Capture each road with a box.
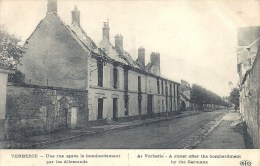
[51,109,228,149]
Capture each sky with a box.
[0,0,260,96]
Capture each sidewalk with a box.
[195,110,247,149]
[0,110,201,149]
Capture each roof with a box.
[99,39,128,64]
[145,62,153,72]
[69,23,113,61]
[25,12,180,85]
[180,84,191,92]
[25,12,92,56]
[99,36,139,67]
[135,59,145,69]
[115,47,139,67]
[70,24,99,53]
[180,92,190,101]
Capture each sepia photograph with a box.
[0,0,260,164]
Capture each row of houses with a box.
[1,0,183,139]
[237,26,260,148]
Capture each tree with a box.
[0,24,25,69]
[229,88,240,108]
[190,84,229,109]
[1,24,26,83]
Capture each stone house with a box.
[4,0,180,138]
[237,26,260,148]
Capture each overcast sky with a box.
[1,0,260,96]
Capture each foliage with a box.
[8,70,25,84]
[190,84,229,107]
[0,24,25,69]
[229,88,240,108]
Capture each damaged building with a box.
[1,0,181,139]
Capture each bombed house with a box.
[1,0,180,139]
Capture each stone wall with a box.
[6,84,88,139]
[240,46,260,148]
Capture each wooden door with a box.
[147,95,153,117]
[113,98,118,121]
[97,98,103,119]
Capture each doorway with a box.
[138,97,142,116]
[97,98,103,119]
[181,101,186,111]
[113,98,118,121]
[70,107,78,129]
[147,94,153,117]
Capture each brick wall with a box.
[6,84,88,139]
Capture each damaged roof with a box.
[180,92,190,101]
[99,39,128,64]
[69,23,111,60]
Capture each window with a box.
[124,95,129,116]
[149,80,151,92]
[175,84,178,97]
[113,67,118,89]
[138,76,141,92]
[165,85,168,96]
[170,84,172,96]
[165,81,167,95]
[97,61,103,87]
[161,80,164,95]
[157,78,160,94]
[174,84,176,98]
[124,68,128,91]
[177,85,179,98]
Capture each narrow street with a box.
[51,109,228,149]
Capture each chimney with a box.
[47,0,57,13]
[71,6,80,26]
[115,34,123,49]
[150,52,160,75]
[102,20,110,41]
[137,47,145,66]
